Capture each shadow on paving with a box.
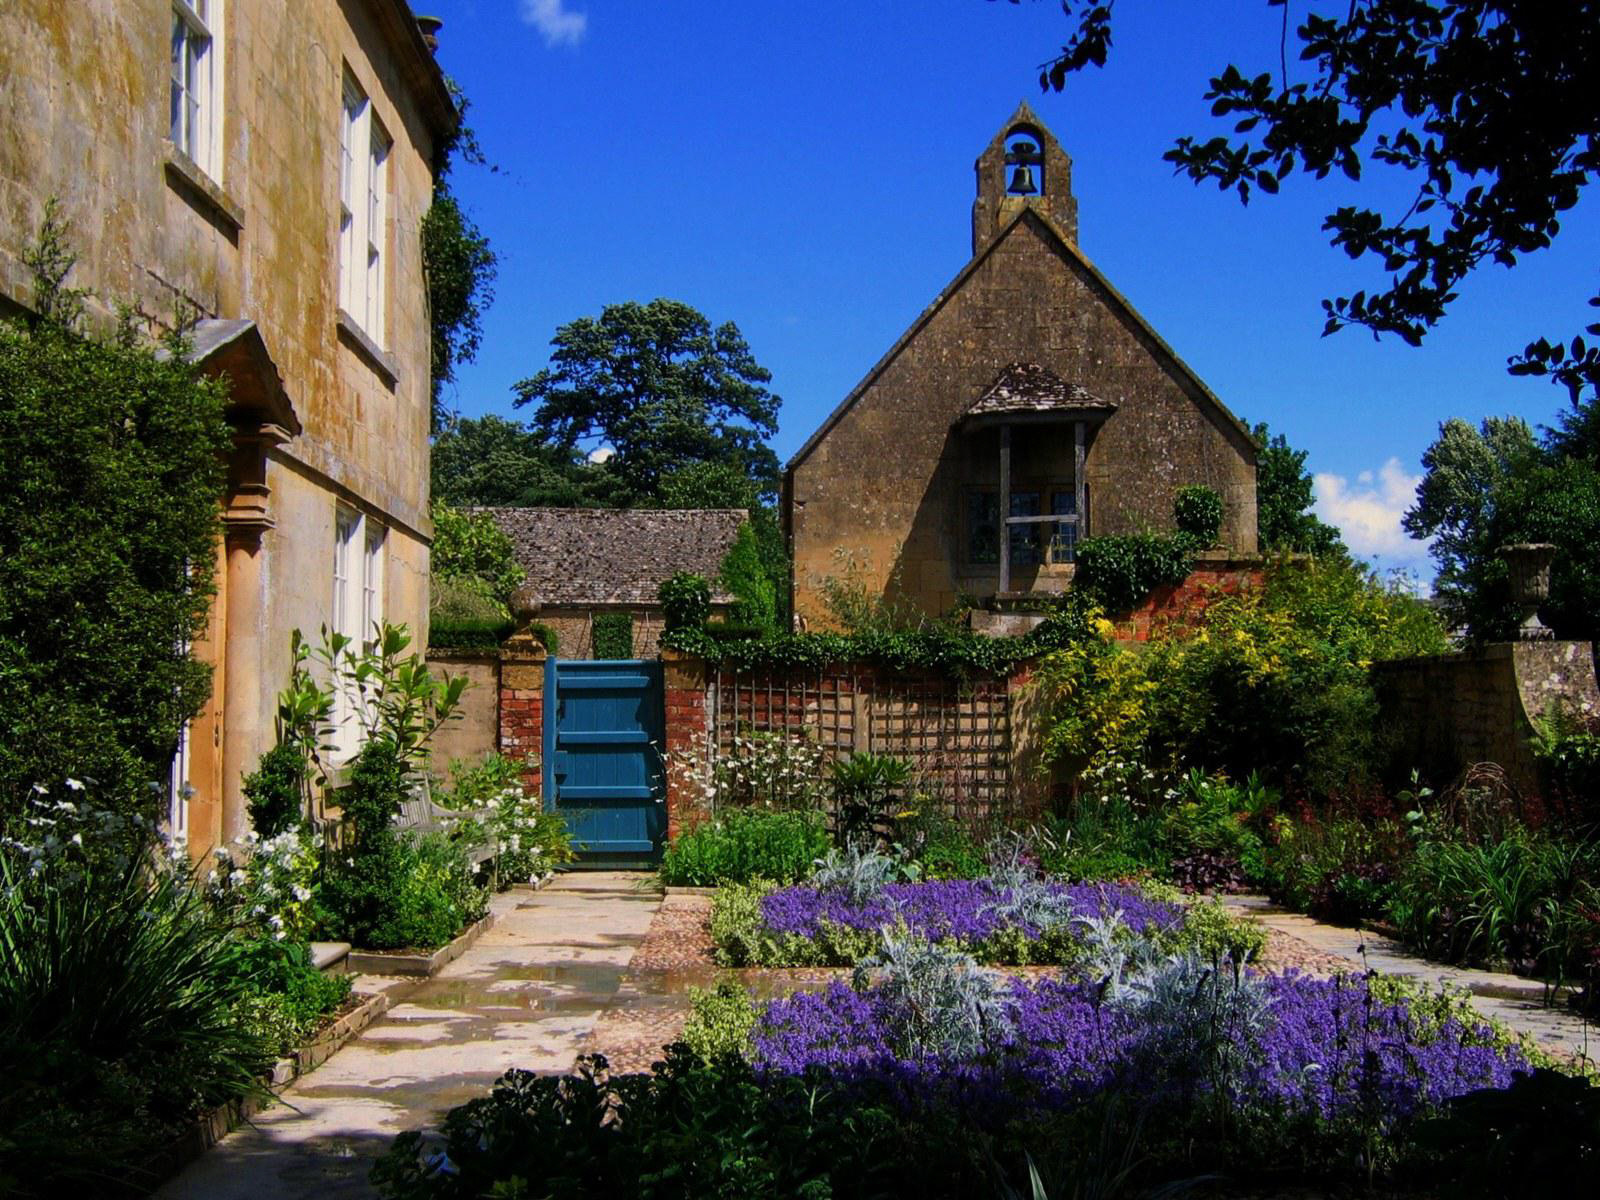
[154,872,660,1200]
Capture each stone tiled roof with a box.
[962,362,1118,420]
[480,507,747,607]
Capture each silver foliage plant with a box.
[812,841,901,904]
[853,929,1014,1060]
[982,832,1077,931]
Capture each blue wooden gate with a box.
[543,657,666,865]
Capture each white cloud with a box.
[1313,457,1425,561]
[520,0,588,47]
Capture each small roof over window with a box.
[958,362,1117,429]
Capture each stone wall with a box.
[1372,640,1600,798]
[0,2,450,847]
[425,651,502,775]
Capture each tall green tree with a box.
[423,82,497,432]
[431,414,609,508]
[1014,0,1600,406]
[657,461,790,632]
[1252,421,1347,556]
[1404,411,1600,640]
[0,210,229,822]
[514,299,782,506]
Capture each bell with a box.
[1007,163,1038,195]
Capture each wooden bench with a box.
[395,775,498,872]
[322,772,498,878]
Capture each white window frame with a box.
[331,506,385,761]
[338,72,390,345]
[167,721,192,840]
[170,1,222,178]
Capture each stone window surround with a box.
[338,69,392,352]
[170,0,222,181]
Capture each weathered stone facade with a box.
[785,105,1258,627]
[0,2,452,848]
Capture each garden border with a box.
[146,987,392,1186]
[345,911,497,978]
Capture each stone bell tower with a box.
[971,101,1078,255]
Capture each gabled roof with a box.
[960,362,1117,423]
[164,318,301,437]
[786,207,1258,472]
[481,507,747,607]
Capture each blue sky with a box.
[423,1,1599,582]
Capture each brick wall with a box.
[1109,558,1265,642]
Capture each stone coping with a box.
[309,940,350,974]
[344,911,496,978]
[663,885,719,896]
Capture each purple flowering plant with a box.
[751,964,1532,1144]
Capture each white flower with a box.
[229,869,248,886]
[31,784,47,795]
[267,914,285,930]
[70,833,83,847]
[64,778,84,792]
[293,884,311,902]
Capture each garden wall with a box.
[1111,556,1264,642]
[425,632,545,796]
[425,650,501,772]
[660,648,1047,839]
[1371,640,1600,798]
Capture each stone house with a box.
[784,105,1259,627]
[485,507,747,658]
[0,2,453,848]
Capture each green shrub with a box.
[681,979,757,1062]
[242,742,308,838]
[319,740,487,950]
[1072,531,1195,613]
[718,520,778,633]
[1173,485,1224,546]
[428,576,516,649]
[430,500,524,605]
[1263,813,1409,924]
[830,751,911,843]
[1532,704,1600,826]
[895,801,987,880]
[1388,826,1599,974]
[441,752,574,885]
[591,611,634,659]
[659,808,830,887]
[229,936,352,1055]
[1171,898,1268,963]
[660,571,712,632]
[0,209,229,825]
[0,850,273,1196]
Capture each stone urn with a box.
[509,584,541,627]
[1499,542,1556,640]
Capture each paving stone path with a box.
[157,872,661,1200]
[1223,894,1598,1062]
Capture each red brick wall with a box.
[663,678,709,841]
[498,685,542,797]
[1110,561,1264,643]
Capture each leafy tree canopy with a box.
[1015,0,1600,406]
[0,207,229,822]
[514,299,782,506]
[1404,409,1600,640]
[431,414,613,508]
[424,81,498,432]
[1251,421,1347,557]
